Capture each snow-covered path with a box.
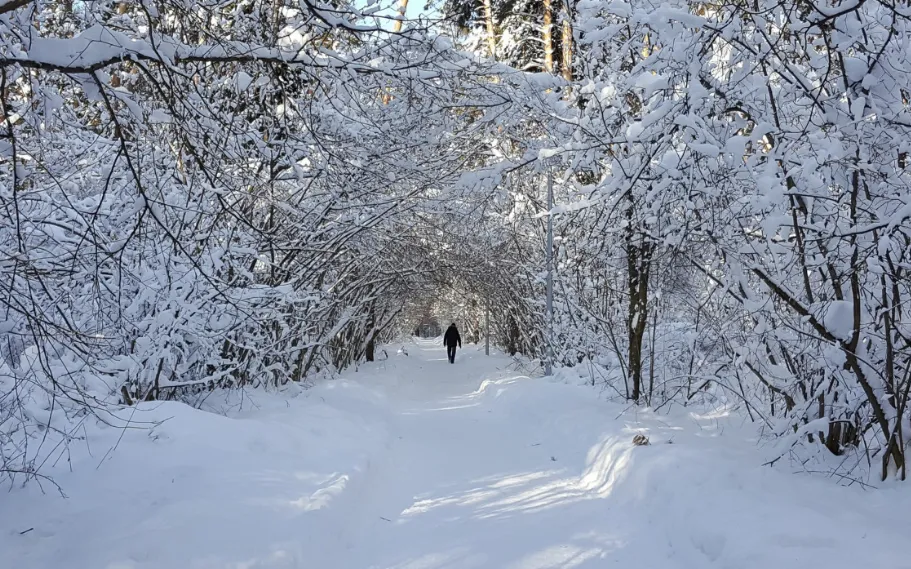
[316,340,907,569]
[3,339,909,569]
[335,341,640,568]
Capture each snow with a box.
[626,121,644,140]
[821,300,856,342]
[689,142,721,157]
[234,71,255,93]
[22,24,169,69]
[1,339,908,569]
[148,109,172,124]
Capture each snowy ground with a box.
[2,338,909,569]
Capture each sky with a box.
[358,0,440,23]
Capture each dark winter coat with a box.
[443,325,462,348]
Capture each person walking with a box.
[443,322,461,364]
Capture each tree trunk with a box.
[560,2,573,80]
[365,304,376,362]
[505,314,520,356]
[271,0,282,43]
[393,0,409,32]
[482,0,497,57]
[625,193,652,403]
[542,0,554,73]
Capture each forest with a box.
[2,0,911,496]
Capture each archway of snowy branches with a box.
[0,2,556,411]
[5,0,911,483]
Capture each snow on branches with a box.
[0,0,511,484]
